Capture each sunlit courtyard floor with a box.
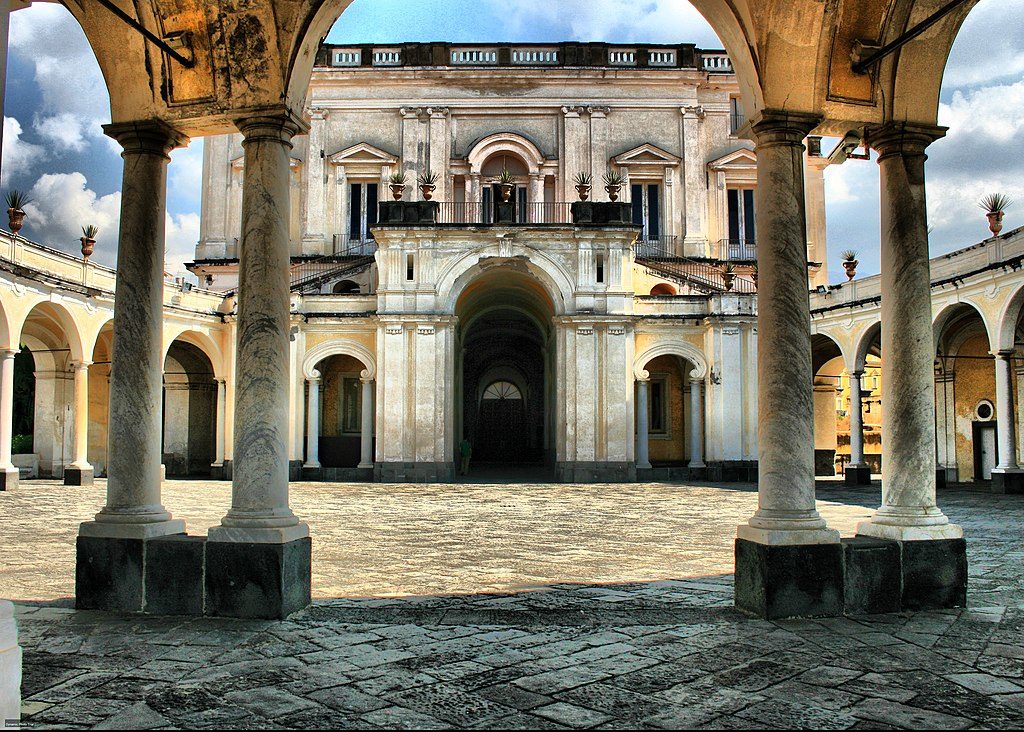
[3,479,1024,729]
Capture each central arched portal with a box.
[455,266,556,476]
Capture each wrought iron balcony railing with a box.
[718,238,757,262]
[635,236,756,294]
[435,201,573,225]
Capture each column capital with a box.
[635,369,650,382]
[306,370,321,383]
[103,119,189,159]
[688,372,704,384]
[680,104,705,120]
[0,349,17,360]
[865,122,946,160]
[745,110,822,148]
[234,109,309,148]
[71,360,92,370]
[992,349,1016,359]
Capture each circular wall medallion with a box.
[976,400,994,421]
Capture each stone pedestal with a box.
[0,466,17,491]
[205,537,311,619]
[992,469,1024,494]
[734,539,844,619]
[845,466,872,486]
[842,537,900,615]
[0,600,20,724]
[145,535,206,616]
[901,538,967,610]
[63,466,94,486]
[76,535,146,611]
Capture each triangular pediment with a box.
[231,154,302,170]
[708,147,757,171]
[328,142,399,166]
[612,143,680,166]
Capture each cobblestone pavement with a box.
[4,480,1024,729]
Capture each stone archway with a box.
[455,266,556,475]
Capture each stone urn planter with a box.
[5,190,30,234]
[80,225,98,261]
[841,250,858,281]
[498,182,514,203]
[722,265,735,292]
[573,172,593,202]
[987,211,1004,236]
[388,171,408,201]
[603,171,624,202]
[418,171,438,201]
[980,193,1012,236]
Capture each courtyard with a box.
[3,479,1024,728]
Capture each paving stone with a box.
[7,480,1024,729]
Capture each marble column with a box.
[737,112,838,546]
[304,373,321,470]
[64,361,93,485]
[681,105,706,254]
[212,379,226,472]
[358,376,374,469]
[467,174,481,223]
[991,351,1024,492]
[848,372,866,467]
[858,123,961,540]
[636,376,651,470]
[0,349,18,490]
[209,113,309,545]
[688,374,705,469]
[82,121,187,538]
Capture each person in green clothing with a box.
[459,438,473,475]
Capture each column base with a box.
[856,518,964,542]
[301,465,322,481]
[899,537,968,610]
[210,460,232,481]
[64,466,94,486]
[144,535,206,615]
[205,537,311,619]
[0,466,18,491]
[992,469,1024,494]
[705,461,757,483]
[74,534,161,612]
[844,466,872,486]
[734,539,844,619]
[288,460,303,481]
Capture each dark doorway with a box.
[461,310,546,466]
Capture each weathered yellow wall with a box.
[645,355,686,462]
[954,334,995,481]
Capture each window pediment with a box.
[612,143,680,168]
[327,142,400,167]
[708,147,757,173]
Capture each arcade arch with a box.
[455,267,555,472]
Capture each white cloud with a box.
[494,0,721,46]
[1,117,46,187]
[940,0,1024,90]
[165,212,201,280]
[938,80,1024,143]
[32,113,102,153]
[21,172,121,260]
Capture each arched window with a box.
[650,283,677,296]
[333,279,360,294]
[482,381,522,400]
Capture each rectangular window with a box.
[341,377,361,434]
[630,184,661,243]
[406,253,415,281]
[517,186,528,223]
[347,182,380,245]
[743,189,755,243]
[726,187,756,257]
[649,377,667,434]
[596,253,604,284]
[730,97,745,135]
[482,186,493,224]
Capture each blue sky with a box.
[2,0,1022,282]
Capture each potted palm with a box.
[80,225,99,261]
[6,190,31,234]
[603,170,624,201]
[721,262,735,291]
[841,249,859,281]
[388,170,408,200]
[498,168,515,203]
[573,172,592,201]
[418,170,439,200]
[980,193,1012,236]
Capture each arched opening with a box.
[650,283,677,296]
[162,341,217,477]
[934,303,998,484]
[455,267,555,475]
[15,302,82,479]
[636,354,702,468]
[309,353,372,469]
[332,279,361,294]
